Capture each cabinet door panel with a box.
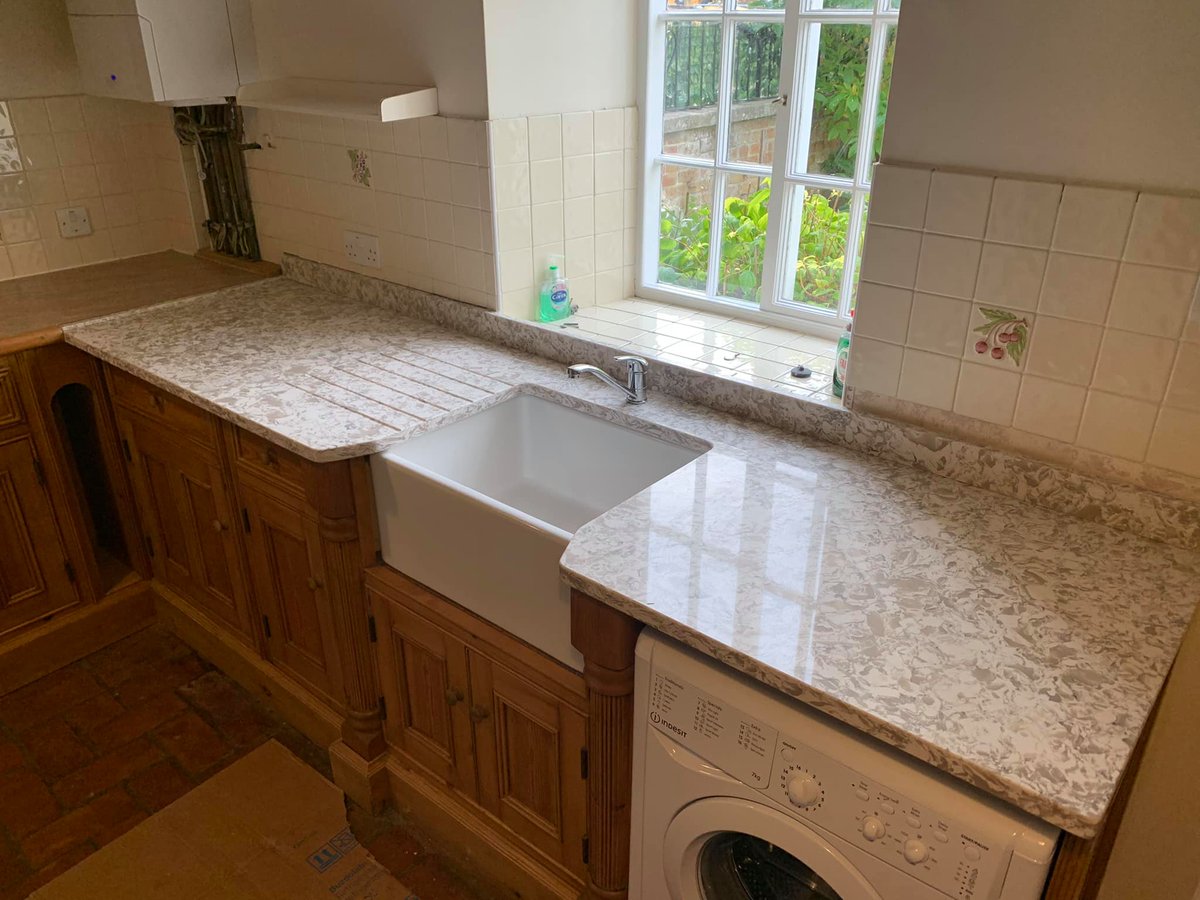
[470,650,588,877]
[372,591,475,795]
[119,413,251,640]
[0,436,79,635]
[243,487,342,707]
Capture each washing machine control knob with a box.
[785,775,821,807]
[903,838,929,864]
[860,816,886,841]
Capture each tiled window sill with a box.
[537,298,842,407]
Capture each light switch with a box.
[56,206,92,238]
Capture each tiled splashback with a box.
[849,163,1200,485]
[243,110,498,309]
[0,95,203,281]
[490,107,639,318]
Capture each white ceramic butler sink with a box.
[371,389,709,669]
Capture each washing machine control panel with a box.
[647,671,1010,899]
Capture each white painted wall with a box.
[483,0,638,119]
[249,0,489,118]
[0,0,80,97]
[883,0,1200,193]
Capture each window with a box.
[641,0,899,334]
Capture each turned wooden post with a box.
[571,589,644,900]
[310,460,386,761]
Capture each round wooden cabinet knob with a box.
[306,577,322,591]
[445,688,464,706]
[260,448,278,468]
[211,519,226,532]
[469,704,491,723]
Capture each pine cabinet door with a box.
[371,590,476,796]
[119,413,250,639]
[468,649,588,879]
[0,434,79,636]
[241,486,344,707]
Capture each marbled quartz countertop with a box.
[64,277,1200,837]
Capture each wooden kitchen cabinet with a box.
[116,409,253,642]
[0,433,80,637]
[367,567,589,888]
[240,485,344,708]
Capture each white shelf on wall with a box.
[236,77,438,122]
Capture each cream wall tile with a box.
[924,171,992,238]
[62,164,100,199]
[44,96,84,133]
[1108,264,1198,338]
[974,244,1045,312]
[0,207,40,243]
[986,178,1062,247]
[624,107,637,150]
[594,191,622,233]
[396,156,424,198]
[954,362,1019,425]
[854,282,912,343]
[1147,408,1200,478]
[418,117,449,160]
[53,131,93,167]
[847,337,903,395]
[19,133,58,169]
[594,109,623,153]
[595,230,622,272]
[367,120,394,154]
[1052,185,1135,258]
[566,235,595,276]
[907,293,971,355]
[1165,341,1200,412]
[1077,391,1157,460]
[392,119,421,156]
[867,164,929,229]
[859,224,921,288]
[1038,252,1117,323]
[572,273,596,306]
[425,201,454,244]
[399,197,427,238]
[9,99,50,134]
[8,240,48,276]
[497,207,532,251]
[1013,377,1086,443]
[595,151,623,194]
[563,154,595,199]
[525,115,562,162]
[452,206,483,251]
[1091,330,1175,402]
[493,163,530,210]
[916,234,981,299]
[0,248,10,279]
[532,201,565,244]
[446,119,480,165]
[564,196,594,239]
[530,158,563,204]
[562,112,594,157]
[596,268,623,304]
[490,118,528,165]
[1024,316,1103,385]
[897,349,959,410]
[450,163,479,208]
[1124,193,1200,270]
[422,159,452,203]
[27,169,66,204]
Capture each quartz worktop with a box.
[0,251,268,355]
[63,275,1200,838]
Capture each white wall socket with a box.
[343,230,381,268]
[56,207,92,238]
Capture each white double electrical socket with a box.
[55,207,92,238]
[343,230,381,268]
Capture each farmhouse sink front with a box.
[370,389,710,669]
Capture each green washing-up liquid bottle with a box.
[538,265,571,322]
[833,311,853,398]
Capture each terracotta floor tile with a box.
[178,671,276,748]
[0,667,103,733]
[1,840,94,900]
[125,759,193,813]
[365,829,425,876]
[154,712,231,776]
[0,832,31,890]
[59,692,124,738]
[21,720,95,781]
[0,739,24,774]
[21,787,140,868]
[89,690,186,754]
[52,736,162,809]
[0,767,61,838]
[400,856,486,900]
[110,656,208,706]
[85,625,192,688]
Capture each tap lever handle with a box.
[615,355,648,372]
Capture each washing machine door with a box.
[663,797,884,900]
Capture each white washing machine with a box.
[630,631,1061,900]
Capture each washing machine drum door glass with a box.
[699,832,841,899]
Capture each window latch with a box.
[773,93,789,107]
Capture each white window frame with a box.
[639,0,899,339]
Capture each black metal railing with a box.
[664,22,781,111]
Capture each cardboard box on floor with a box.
[34,741,413,900]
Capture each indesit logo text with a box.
[651,710,688,739]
